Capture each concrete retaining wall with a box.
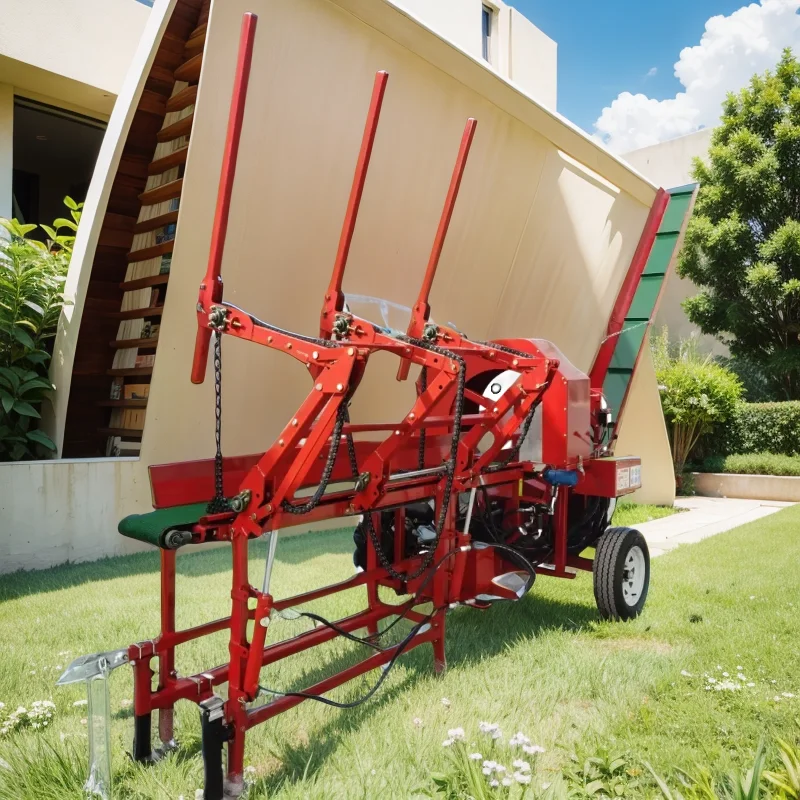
[693,472,800,503]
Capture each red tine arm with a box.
[319,71,389,338]
[397,117,477,380]
[191,12,258,385]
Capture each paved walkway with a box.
[637,496,794,557]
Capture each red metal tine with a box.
[191,12,259,384]
[319,71,389,338]
[397,117,477,380]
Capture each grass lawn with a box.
[0,505,798,799]
[612,502,681,528]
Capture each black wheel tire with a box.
[593,526,650,621]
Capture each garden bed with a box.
[694,471,800,502]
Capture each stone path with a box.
[636,496,794,557]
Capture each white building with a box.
[0,0,555,226]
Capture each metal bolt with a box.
[493,407,499,414]
[408,412,416,421]
[279,439,284,447]
[196,302,204,312]
[267,336,273,344]
[312,351,319,359]
[292,419,298,427]
[512,359,519,367]
[315,383,322,391]
[286,342,292,350]
[251,513,257,521]
[348,347,354,356]
[395,430,401,435]
[336,383,343,391]
[265,504,272,513]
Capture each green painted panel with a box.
[660,190,694,232]
[642,232,679,274]
[604,370,630,416]
[609,322,647,370]
[627,275,665,319]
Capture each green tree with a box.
[679,48,800,399]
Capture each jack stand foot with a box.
[200,696,227,800]
[132,713,152,763]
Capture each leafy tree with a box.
[679,48,800,399]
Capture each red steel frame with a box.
[128,13,649,796]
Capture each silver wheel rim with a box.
[621,545,646,605]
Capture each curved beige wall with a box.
[141,0,660,476]
[8,0,674,577]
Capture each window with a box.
[482,4,494,63]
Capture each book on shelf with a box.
[122,408,146,431]
[109,379,123,400]
[124,384,150,401]
[135,354,156,369]
[154,223,177,245]
[158,254,172,275]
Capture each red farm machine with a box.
[58,13,680,800]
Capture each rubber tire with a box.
[593,526,650,621]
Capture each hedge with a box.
[717,401,800,457]
[703,452,800,477]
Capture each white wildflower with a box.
[482,760,497,770]
[737,666,743,670]
[722,672,729,677]
[680,670,692,678]
[774,696,782,702]
[772,680,778,684]
[509,731,531,747]
[469,753,483,761]
[707,677,717,684]
[121,699,132,708]
[747,682,755,687]
[447,727,465,742]
[482,767,492,776]
[782,692,795,698]
[523,744,545,755]
[502,777,512,786]
[495,765,507,774]
[441,697,451,707]
[512,759,531,772]
[442,738,454,747]
[244,766,256,776]
[489,779,499,787]
[514,771,532,784]
[73,699,88,707]
[195,791,204,800]
[750,596,756,600]
[542,782,552,790]
[737,674,746,681]
[81,718,87,725]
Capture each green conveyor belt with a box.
[118,502,209,548]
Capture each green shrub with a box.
[702,452,800,477]
[0,198,81,461]
[720,401,800,456]
[652,328,743,476]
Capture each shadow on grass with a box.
[0,528,356,603]
[244,592,596,795]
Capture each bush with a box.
[651,328,743,476]
[719,401,800,457]
[702,452,800,477]
[0,198,82,461]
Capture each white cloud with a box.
[594,0,800,153]
[645,67,658,78]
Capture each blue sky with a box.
[504,0,799,150]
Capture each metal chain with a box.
[206,331,231,514]
[417,367,427,470]
[280,402,350,515]
[363,336,466,583]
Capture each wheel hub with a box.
[621,545,646,605]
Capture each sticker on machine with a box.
[616,466,630,491]
[629,464,642,488]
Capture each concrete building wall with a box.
[0,0,151,116]
[399,0,557,108]
[624,129,726,355]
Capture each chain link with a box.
[363,335,466,583]
[206,331,232,514]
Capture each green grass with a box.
[1,507,799,799]
[703,452,800,477]
[611,502,681,528]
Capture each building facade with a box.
[624,129,725,355]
